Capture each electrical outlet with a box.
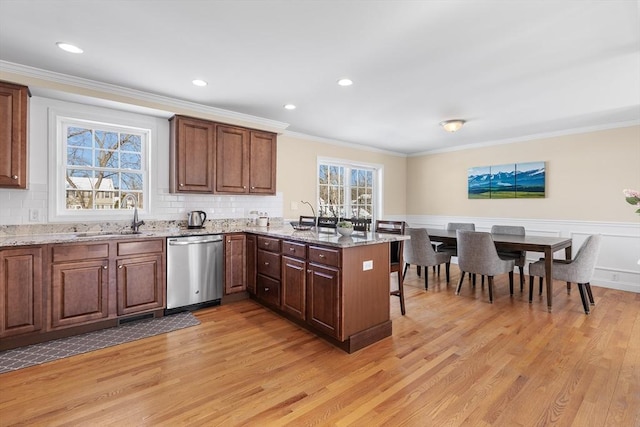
[363,260,373,271]
[29,208,39,222]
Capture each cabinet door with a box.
[170,116,215,193]
[246,234,257,295]
[0,247,43,338]
[51,260,110,328]
[225,233,247,294]
[216,124,249,193]
[281,256,306,320]
[0,82,28,188]
[256,273,281,307]
[117,254,164,315]
[248,131,276,194]
[307,263,341,339]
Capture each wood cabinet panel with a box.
[307,262,341,339]
[215,124,249,193]
[0,81,28,189]
[52,243,109,263]
[256,273,280,307]
[117,239,163,256]
[248,131,277,194]
[257,236,281,253]
[282,241,306,259]
[246,234,257,295]
[51,259,110,329]
[257,249,281,280]
[281,256,306,320]
[225,233,247,294]
[116,254,164,315]
[0,247,43,338]
[170,115,215,193]
[308,246,340,268]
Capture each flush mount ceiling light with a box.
[192,79,208,87]
[56,42,83,54]
[337,78,353,86]
[283,104,297,110]
[440,119,466,133]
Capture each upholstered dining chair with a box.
[455,230,515,303]
[528,234,601,314]
[437,222,476,257]
[491,225,526,291]
[403,228,451,290]
[375,220,407,315]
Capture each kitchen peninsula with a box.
[244,226,409,353]
[0,223,408,353]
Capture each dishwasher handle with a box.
[168,237,223,246]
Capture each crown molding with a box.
[0,60,290,131]
[283,130,407,157]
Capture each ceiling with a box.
[0,0,638,155]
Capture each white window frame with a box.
[316,156,383,222]
[48,106,154,222]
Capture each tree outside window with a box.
[318,162,376,220]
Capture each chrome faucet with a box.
[123,194,144,232]
[300,200,317,229]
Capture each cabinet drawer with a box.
[257,249,281,279]
[257,274,281,307]
[308,245,340,268]
[117,239,164,256]
[257,236,281,253]
[282,241,306,259]
[52,243,109,263]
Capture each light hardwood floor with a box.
[1,267,639,426]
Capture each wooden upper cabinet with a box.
[169,115,215,193]
[0,81,29,189]
[215,124,250,194]
[249,131,277,194]
[216,124,277,195]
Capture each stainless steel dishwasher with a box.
[166,234,223,314]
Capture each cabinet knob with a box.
[118,265,123,269]
[289,247,294,251]
[264,262,269,266]
[264,242,269,246]
[228,240,231,243]
[319,254,325,258]
[265,287,270,292]
[251,186,255,189]
[180,183,184,187]
[243,186,247,189]
[103,265,108,270]
[12,175,18,180]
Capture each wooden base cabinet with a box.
[0,247,43,338]
[281,256,306,320]
[225,233,247,294]
[306,262,340,338]
[116,240,165,316]
[50,243,111,329]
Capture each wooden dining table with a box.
[426,229,573,312]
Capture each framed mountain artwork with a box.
[468,161,545,199]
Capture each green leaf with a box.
[626,197,640,205]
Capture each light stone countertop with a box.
[0,224,408,248]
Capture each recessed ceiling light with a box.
[192,79,208,87]
[337,78,353,86]
[56,42,83,54]
[284,104,297,110]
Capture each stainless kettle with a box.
[188,210,207,228]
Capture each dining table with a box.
[426,228,573,312]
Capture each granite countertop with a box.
[0,224,408,248]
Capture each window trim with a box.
[48,106,154,222]
[316,156,383,222]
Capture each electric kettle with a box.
[187,210,207,229]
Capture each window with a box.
[50,107,152,221]
[317,159,381,220]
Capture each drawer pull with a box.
[265,287,270,291]
[118,265,123,269]
[264,262,269,266]
[264,242,270,246]
[102,265,108,270]
[289,247,295,251]
[319,254,325,258]
[180,183,184,187]
[12,175,18,180]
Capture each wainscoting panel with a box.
[402,215,640,293]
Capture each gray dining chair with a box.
[455,230,515,303]
[402,228,451,290]
[437,222,476,257]
[528,234,601,314]
[491,225,526,291]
